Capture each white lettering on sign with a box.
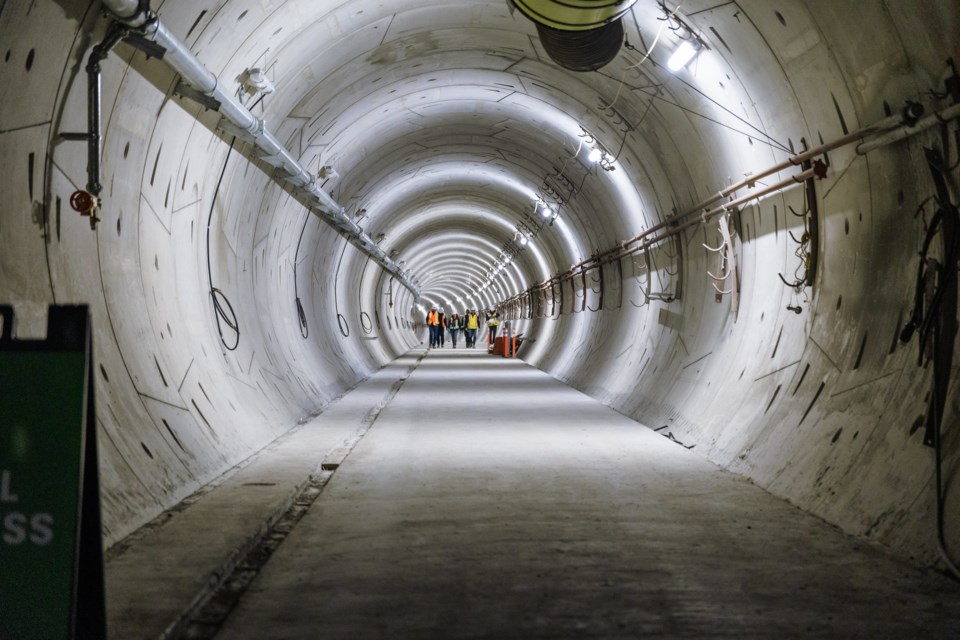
[29,513,54,546]
[1,511,54,546]
[0,472,55,546]
[3,512,26,545]
[0,470,17,503]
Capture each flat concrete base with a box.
[208,349,960,639]
[104,353,423,639]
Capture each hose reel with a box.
[511,0,638,71]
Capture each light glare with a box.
[667,41,698,71]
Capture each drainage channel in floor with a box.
[175,468,336,639]
[170,352,425,640]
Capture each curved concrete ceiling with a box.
[1,0,958,575]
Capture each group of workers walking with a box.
[425,307,499,349]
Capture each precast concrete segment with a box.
[104,354,423,640]
[99,0,421,300]
[216,350,960,639]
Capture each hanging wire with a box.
[703,213,735,295]
[629,255,652,307]
[778,202,813,291]
[206,137,240,351]
[599,2,680,112]
[667,73,793,154]
[592,0,794,174]
[899,148,960,580]
[292,212,313,339]
[632,85,793,152]
[655,234,682,276]
[602,0,792,155]
[537,136,585,207]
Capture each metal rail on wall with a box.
[97,0,420,302]
[496,101,960,319]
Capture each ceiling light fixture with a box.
[667,40,700,71]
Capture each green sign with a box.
[0,306,105,640]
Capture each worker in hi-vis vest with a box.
[426,307,440,348]
[437,308,447,347]
[464,309,480,348]
[486,309,500,343]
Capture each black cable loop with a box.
[206,137,239,351]
[296,297,308,339]
[902,149,960,580]
[292,213,312,339]
[210,288,239,351]
[333,239,350,338]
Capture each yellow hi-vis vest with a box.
[466,313,478,330]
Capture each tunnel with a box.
[1,0,960,637]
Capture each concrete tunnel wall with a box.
[0,0,958,570]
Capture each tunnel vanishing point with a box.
[2,0,960,637]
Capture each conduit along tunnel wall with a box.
[0,0,959,581]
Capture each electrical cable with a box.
[901,150,960,581]
[292,212,312,339]
[537,136,584,206]
[936,123,960,171]
[333,238,351,337]
[603,2,793,154]
[778,204,812,291]
[599,2,677,112]
[667,72,794,154]
[206,137,240,351]
[932,333,960,581]
[632,83,793,151]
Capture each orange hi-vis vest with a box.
[428,310,439,326]
[466,313,478,330]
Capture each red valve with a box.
[69,190,101,229]
[70,190,95,213]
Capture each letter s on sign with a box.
[30,513,54,546]
[3,512,27,545]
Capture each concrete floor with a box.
[192,348,959,639]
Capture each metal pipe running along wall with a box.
[494,99,960,315]
[99,0,421,301]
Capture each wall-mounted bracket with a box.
[174,81,221,111]
[122,32,166,59]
